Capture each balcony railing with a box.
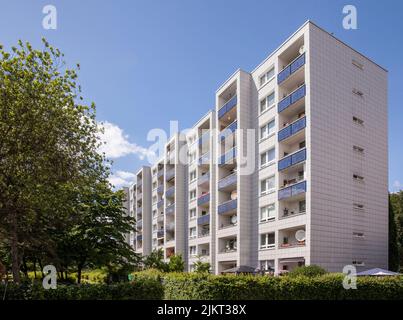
[197,172,210,186]
[218,172,237,190]
[218,120,237,141]
[277,53,306,84]
[218,95,237,119]
[165,186,175,198]
[198,152,210,166]
[197,193,210,206]
[157,185,164,194]
[198,131,210,146]
[157,230,164,238]
[278,116,306,142]
[279,240,306,249]
[197,214,210,225]
[218,147,237,166]
[218,199,237,215]
[165,169,175,181]
[198,230,210,238]
[137,220,143,228]
[166,203,175,215]
[278,84,306,113]
[136,235,143,241]
[157,170,164,178]
[137,207,143,214]
[278,148,306,171]
[278,181,307,200]
[157,214,164,222]
[157,199,164,208]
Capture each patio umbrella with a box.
[356,268,400,276]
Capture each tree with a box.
[0,39,107,283]
[143,249,169,272]
[168,254,185,272]
[390,192,403,269]
[57,183,139,283]
[389,195,400,271]
[287,265,327,278]
[193,257,210,273]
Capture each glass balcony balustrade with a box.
[197,193,210,206]
[278,148,306,171]
[218,199,237,215]
[197,214,210,225]
[277,53,306,84]
[278,181,307,200]
[218,120,237,141]
[278,116,306,142]
[278,84,306,113]
[218,95,237,119]
[218,173,237,190]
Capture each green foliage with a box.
[389,195,400,271]
[143,249,169,272]
[162,273,403,300]
[390,192,403,269]
[193,258,210,273]
[0,278,163,300]
[286,265,327,278]
[168,254,185,272]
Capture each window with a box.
[190,170,196,182]
[189,208,197,219]
[353,174,364,182]
[260,92,275,113]
[260,260,275,272]
[259,67,275,87]
[353,232,365,238]
[353,145,364,154]
[189,227,196,239]
[189,189,196,200]
[299,200,306,213]
[261,176,275,195]
[353,88,364,97]
[299,140,306,149]
[260,233,275,249]
[353,203,364,211]
[260,119,275,140]
[353,116,364,125]
[352,260,365,266]
[189,246,197,256]
[260,148,275,168]
[352,59,364,70]
[260,204,275,222]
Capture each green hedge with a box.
[0,277,163,300]
[2,273,403,300]
[163,273,403,300]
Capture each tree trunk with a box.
[10,211,20,283]
[77,266,82,284]
[38,259,44,278]
[22,256,28,278]
[33,259,37,279]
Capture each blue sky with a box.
[1,0,402,191]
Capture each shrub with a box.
[286,265,327,278]
[0,277,163,300]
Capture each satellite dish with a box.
[230,190,237,200]
[230,215,237,224]
[299,45,305,55]
[295,230,306,242]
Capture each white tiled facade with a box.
[126,21,388,274]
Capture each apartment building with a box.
[126,21,388,274]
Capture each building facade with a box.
[126,21,388,274]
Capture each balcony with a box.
[198,131,210,146]
[136,234,143,241]
[218,199,237,215]
[198,229,210,238]
[218,147,237,166]
[197,172,210,187]
[278,117,306,142]
[165,169,175,181]
[277,53,306,85]
[137,219,143,229]
[157,185,164,194]
[197,193,210,207]
[197,214,210,225]
[279,226,306,249]
[157,199,164,209]
[218,120,237,141]
[166,203,175,216]
[157,170,164,178]
[137,207,143,215]
[278,148,306,171]
[218,95,237,119]
[278,84,306,113]
[278,181,307,201]
[218,172,237,190]
[157,214,164,223]
[198,151,210,166]
[165,186,175,198]
[157,230,164,239]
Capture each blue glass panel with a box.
[278,125,292,141]
[277,66,291,84]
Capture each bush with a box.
[0,277,163,300]
[162,273,403,300]
[286,265,327,278]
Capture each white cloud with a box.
[108,170,136,188]
[98,121,155,160]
